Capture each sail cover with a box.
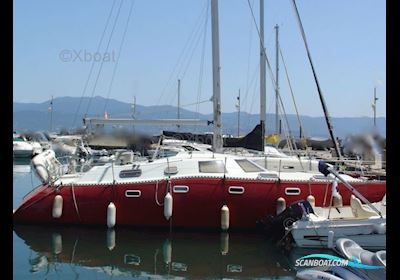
[162,124,263,151]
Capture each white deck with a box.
[55,151,363,186]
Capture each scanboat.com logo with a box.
[295,254,384,270]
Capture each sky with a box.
[13,0,386,118]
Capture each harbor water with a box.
[13,159,309,279]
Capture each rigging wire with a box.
[103,0,136,114]
[84,0,124,116]
[195,0,210,120]
[242,61,259,113]
[72,0,118,127]
[249,68,260,114]
[156,2,209,106]
[167,6,209,108]
[244,0,255,99]
[279,43,308,144]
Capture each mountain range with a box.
[13,96,386,139]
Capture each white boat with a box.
[289,162,386,249]
[335,238,386,267]
[296,238,386,280]
[334,238,386,280]
[289,165,386,249]
[297,266,368,280]
[13,134,43,158]
[290,211,386,249]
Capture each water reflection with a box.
[14,225,296,279]
[13,160,31,174]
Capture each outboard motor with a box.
[257,200,314,241]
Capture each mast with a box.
[259,0,266,151]
[373,87,377,127]
[131,96,136,132]
[177,79,181,131]
[291,0,342,159]
[211,0,223,152]
[237,89,241,137]
[275,24,280,135]
[131,96,136,119]
[49,95,53,132]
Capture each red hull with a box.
[13,178,386,229]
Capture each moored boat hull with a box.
[13,178,386,230]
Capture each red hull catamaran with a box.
[13,151,385,230]
[13,0,386,230]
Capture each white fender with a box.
[373,223,386,234]
[332,193,343,207]
[164,193,173,220]
[220,232,229,255]
[332,179,343,207]
[307,195,315,207]
[163,238,172,264]
[221,205,229,230]
[107,202,116,228]
[52,195,63,218]
[276,197,286,215]
[52,233,62,255]
[106,228,116,251]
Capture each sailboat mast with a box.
[291,0,342,159]
[373,87,377,127]
[177,79,181,131]
[275,24,280,135]
[237,89,240,137]
[259,0,266,151]
[49,95,53,132]
[211,0,223,152]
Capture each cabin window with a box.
[235,159,264,172]
[182,145,199,151]
[119,168,142,178]
[198,160,226,173]
[253,159,267,168]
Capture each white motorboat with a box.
[13,134,43,158]
[290,208,386,249]
[289,162,386,249]
[297,266,368,280]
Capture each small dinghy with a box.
[335,238,386,268]
[296,266,367,280]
